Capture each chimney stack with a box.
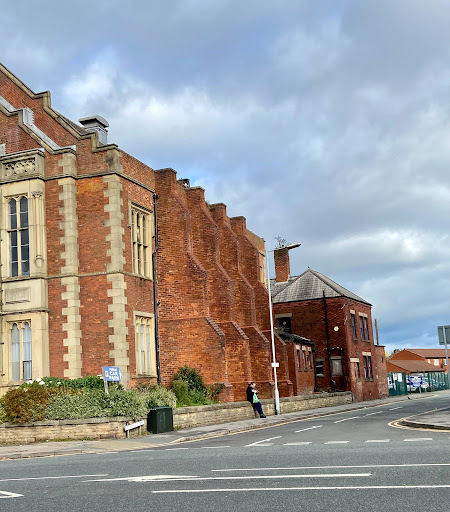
[274,243,301,282]
[79,115,109,144]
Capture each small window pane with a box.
[20,197,28,228]
[9,199,17,229]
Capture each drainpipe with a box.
[152,193,161,384]
[323,291,336,392]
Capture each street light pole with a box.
[265,251,280,415]
[265,242,301,416]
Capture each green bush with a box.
[106,389,147,418]
[171,367,224,406]
[145,386,177,409]
[172,379,189,404]
[0,402,7,424]
[46,388,147,420]
[1,386,58,424]
[172,366,206,393]
[46,389,106,420]
[206,383,225,402]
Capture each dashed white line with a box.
[365,440,390,443]
[88,473,371,483]
[389,406,403,411]
[364,411,383,416]
[324,441,349,444]
[165,447,189,451]
[295,425,323,433]
[201,446,230,449]
[245,436,281,447]
[0,474,108,483]
[152,484,450,494]
[0,491,23,499]
[212,463,450,472]
[404,438,433,442]
[334,416,359,423]
[284,442,312,446]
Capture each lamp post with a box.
[266,243,301,416]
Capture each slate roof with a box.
[386,359,446,373]
[271,268,371,305]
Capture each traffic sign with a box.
[437,326,450,346]
[102,366,122,382]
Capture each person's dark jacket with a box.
[246,385,254,404]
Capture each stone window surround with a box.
[133,312,156,378]
[129,202,153,279]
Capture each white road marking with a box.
[364,411,383,416]
[404,438,433,442]
[0,474,108,483]
[212,463,450,472]
[0,491,24,499]
[129,450,154,453]
[245,436,281,447]
[324,441,349,444]
[85,475,198,482]
[152,484,450,494]
[295,425,323,433]
[165,447,189,451]
[389,406,403,411]
[201,446,230,449]
[284,442,312,446]
[334,416,359,423]
[365,440,390,443]
[85,473,371,483]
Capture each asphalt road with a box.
[1,392,449,512]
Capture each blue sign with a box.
[102,366,122,382]
[409,375,423,388]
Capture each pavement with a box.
[1,391,449,460]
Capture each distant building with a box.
[271,246,388,401]
[388,349,448,374]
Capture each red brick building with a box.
[271,246,388,401]
[387,349,448,374]
[0,63,293,401]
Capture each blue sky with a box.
[2,0,450,354]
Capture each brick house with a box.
[0,63,293,401]
[387,349,448,374]
[271,246,388,401]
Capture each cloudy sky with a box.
[3,0,450,354]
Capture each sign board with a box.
[438,326,450,346]
[409,375,423,388]
[102,366,122,382]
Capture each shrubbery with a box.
[1,386,58,424]
[46,388,147,420]
[145,386,177,409]
[172,366,224,406]
[0,369,221,424]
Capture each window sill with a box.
[365,378,374,382]
[316,374,325,378]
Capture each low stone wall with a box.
[173,392,353,429]
[0,417,133,445]
[0,392,352,444]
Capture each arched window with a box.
[8,196,29,277]
[11,323,20,381]
[10,321,32,381]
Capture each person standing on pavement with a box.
[246,381,266,418]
